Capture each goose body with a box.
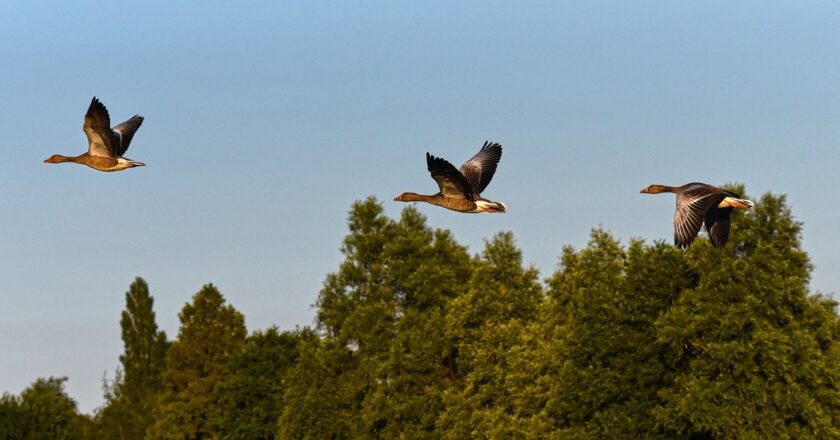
[44,97,145,172]
[641,182,754,249]
[394,141,506,213]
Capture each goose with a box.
[394,141,506,213]
[641,182,754,249]
[44,97,145,172]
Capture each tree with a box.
[93,370,131,439]
[97,278,168,439]
[277,337,357,439]
[538,188,840,439]
[355,204,471,438]
[0,392,24,440]
[0,377,92,440]
[120,278,168,433]
[438,232,547,438]
[542,231,695,439]
[217,327,313,439]
[279,198,472,438]
[653,190,840,439]
[147,283,246,439]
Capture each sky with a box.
[1,1,839,413]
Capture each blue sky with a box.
[1,1,839,412]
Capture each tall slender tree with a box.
[94,278,168,439]
[111,278,168,439]
[147,283,246,439]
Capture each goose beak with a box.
[640,188,649,194]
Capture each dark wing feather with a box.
[673,184,728,249]
[427,153,474,200]
[83,97,116,157]
[112,116,144,156]
[459,141,502,194]
[704,207,733,249]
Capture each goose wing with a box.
[83,97,116,158]
[459,141,502,194]
[704,207,733,249]
[427,153,474,199]
[673,184,728,249]
[112,116,144,156]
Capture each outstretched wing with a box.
[704,207,733,249]
[112,116,144,156]
[459,141,502,194]
[83,97,116,157]
[427,153,474,200]
[673,184,728,249]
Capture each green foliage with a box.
[536,190,840,439]
[277,337,356,439]
[93,370,130,439]
[147,283,246,439]
[654,191,840,439]
[5,190,840,439]
[543,232,693,439]
[439,232,547,437]
[96,277,168,439]
[282,197,472,438]
[217,327,313,439]
[120,278,168,421]
[0,392,24,440]
[0,377,92,440]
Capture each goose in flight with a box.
[44,97,145,172]
[395,141,506,213]
[641,182,754,249]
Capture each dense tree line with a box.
[1,189,839,439]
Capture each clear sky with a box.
[1,1,839,413]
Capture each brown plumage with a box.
[394,141,507,213]
[44,97,145,172]
[640,182,754,249]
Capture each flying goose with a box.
[641,182,754,249]
[44,97,145,172]
[394,141,506,213]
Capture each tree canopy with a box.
[147,283,246,439]
[0,377,92,440]
[4,191,839,439]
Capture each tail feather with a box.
[475,200,507,213]
[720,197,754,209]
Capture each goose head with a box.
[44,155,71,163]
[640,184,673,194]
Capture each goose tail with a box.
[720,197,754,209]
[476,200,507,213]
